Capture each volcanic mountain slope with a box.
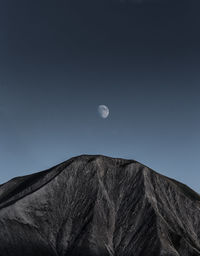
[0,155,200,256]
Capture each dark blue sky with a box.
[0,0,200,191]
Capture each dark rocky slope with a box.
[0,155,200,256]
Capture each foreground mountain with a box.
[0,155,200,256]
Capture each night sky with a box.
[0,0,200,191]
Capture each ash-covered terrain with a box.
[0,155,200,256]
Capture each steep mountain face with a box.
[0,155,200,256]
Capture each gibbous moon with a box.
[98,105,109,119]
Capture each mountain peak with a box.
[0,155,200,256]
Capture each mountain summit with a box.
[0,155,200,256]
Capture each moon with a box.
[98,105,109,119]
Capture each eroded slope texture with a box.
[0,155,200,256]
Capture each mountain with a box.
[0,155,200,256]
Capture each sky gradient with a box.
[0,0,200,191]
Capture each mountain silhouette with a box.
[0,155,200,256]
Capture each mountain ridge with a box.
[0,154,200,256]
